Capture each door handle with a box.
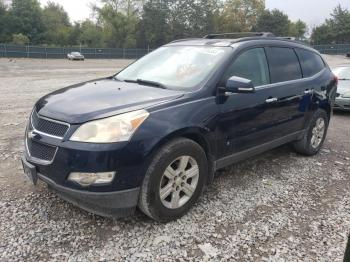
[266,97,278,103]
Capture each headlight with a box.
[70,110,149,143]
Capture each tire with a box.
[138,138,208,222]
[293,109,329,156]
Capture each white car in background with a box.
[333,66,350,111]
[67,52,85,61]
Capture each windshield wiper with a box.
[124,79,167,89]
[338,78,350,81]
[137,79,167,89]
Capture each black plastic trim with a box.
[38,173,140,218]
[215,130,305,170]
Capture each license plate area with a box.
[21,157,38,185]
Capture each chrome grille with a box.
[31,110,69,138]
[26,139,57,162]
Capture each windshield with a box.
[72,52,81,55]
[333,67,350,80]
[115,46,231,90]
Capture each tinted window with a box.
[221,48,270,87]
[266,47,302,83]
[296,49,325,77]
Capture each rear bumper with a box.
[38,172,140,218]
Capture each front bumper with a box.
[24,130,150,192]
[23,138,148,217]
[334,97,350,111]
[23,127,150,217]
[41,173,140,218]
[23,154,140,217]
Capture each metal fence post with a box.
[4,43,7,58]
[123,48,125,59]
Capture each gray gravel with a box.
[0,56,350,261]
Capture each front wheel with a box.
[138,138,208,222]
[293,109,329,156]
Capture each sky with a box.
[39,0,95,22]
[265,0,350,28]
[39,0,350,28]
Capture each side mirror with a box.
[226,76,255,94]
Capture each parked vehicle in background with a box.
[333,66,350,111]
[22,33,337,222]
[67,52,85,61]
[346,53,350,58]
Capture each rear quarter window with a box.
[265,47,302,83]
[295,48,325,78]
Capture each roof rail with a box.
[203,32,275,39]
[169,38,202,44]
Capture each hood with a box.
[337,80,350,96]
[36,78,184,124]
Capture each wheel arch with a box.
[319,101,332,121]
[149,127,216,184]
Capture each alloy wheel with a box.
[159,156,199,209]
[311,117,325,149]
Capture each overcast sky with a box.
[39,0,350,28]
[266,0,350,28]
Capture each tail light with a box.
[333,75,339,85]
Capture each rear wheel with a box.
[293,109,329,156]
[138,138,208,222]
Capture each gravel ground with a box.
[0,56,350,261]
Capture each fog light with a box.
[68,172,116,187]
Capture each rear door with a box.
[294,48,328,123]
[264,46,305,136]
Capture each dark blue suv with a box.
[22,33,337,222]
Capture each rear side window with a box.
[265,47,302,83]
[296,49,325,77]
[220,48,270,87]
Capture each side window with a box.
[265,47,302,83]
[296,48,325,78]
[220,48,270,87]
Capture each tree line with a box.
[0,0,349,48]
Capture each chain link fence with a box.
[0,43,152,59]
[313,44,350,55]
[0,43,349,59]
